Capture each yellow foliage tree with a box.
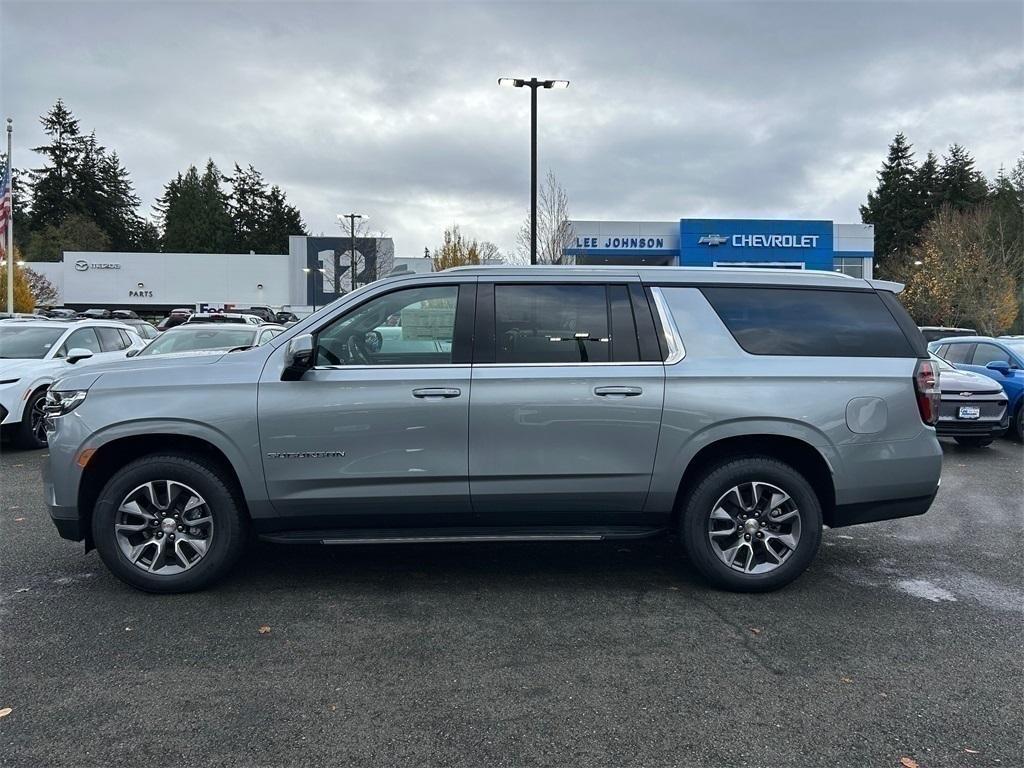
[0,247,36,314]
[900,206,1019,335]
[431,226,485,271]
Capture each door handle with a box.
[594,386,643,397]
[412,387,461,399]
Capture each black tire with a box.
[680,457,822,592]
[954,436,993,448]
[91,454,249,593]
[14,388,48,449]
[1015,403,1024,442]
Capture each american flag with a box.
[0,157,11,236]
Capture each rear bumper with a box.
[829,490,938,528]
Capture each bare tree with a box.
[515,171,575,264]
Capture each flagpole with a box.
[5,118,12,314]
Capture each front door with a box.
[468,281,665,523]
[258,282,475,528]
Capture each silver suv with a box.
[44,267,942,593]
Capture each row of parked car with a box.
[0,309,291,448]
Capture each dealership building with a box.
[31,235,431,313]
[565,218,874,278]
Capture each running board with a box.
[259,526,665,546]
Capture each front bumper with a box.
[0,382,26,426]
[936,394,1008,438]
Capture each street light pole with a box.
[498,77,569,265]
[5,118,13,314]
[338,213,366,291]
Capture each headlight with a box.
[44,389,88,418]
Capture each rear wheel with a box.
[680,457,822,592]
[14,388,48,449]
[1015,403,1024,442]
[91,454,248,593]
[954,436,993,448]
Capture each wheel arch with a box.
[77,433,252,550]
[671,434,837,527]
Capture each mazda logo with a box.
[74,260,89,271]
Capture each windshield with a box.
[929,352,956,372]
[138,327,256,356]
[0,326,66,359]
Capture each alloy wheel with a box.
[114,480,214,575]
[30,395,48,445]
[707,481,802,574]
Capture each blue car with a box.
[928,336,1024,440]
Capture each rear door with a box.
[467,278,665,522]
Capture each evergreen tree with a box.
[938,143,988,210]
[29,99,84,231]
[860,132,923,276]
[157,160,233,252]
[99,150,145,250]
[260,185,306,252]
[227,163,306,253]
[71,132,107,228]
[914,150,942,227]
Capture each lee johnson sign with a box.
[573,236,667,249]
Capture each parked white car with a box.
[0,320,145,448]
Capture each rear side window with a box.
[701,287,916,357]
[494,284,610,364]
[944,343,974,364]
[96,327,128,352]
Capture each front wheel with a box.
[954,436,993,448]
[15,388,48,449]
[91,454,249,593]
[680,457,823,592]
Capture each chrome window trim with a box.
[649,286,685,364]
[312,363,469,371]
[473,361,663,369]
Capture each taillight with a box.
[914,359,940,426]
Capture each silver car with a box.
[43,266,943,593]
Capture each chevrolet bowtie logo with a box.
[698,234,729,246]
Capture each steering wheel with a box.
[346,333,370,365]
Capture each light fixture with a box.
[137,282,144,288]
[257,283,264,290]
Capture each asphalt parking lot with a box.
[1,439,1021,768]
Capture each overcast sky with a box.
[2,0,1021,257]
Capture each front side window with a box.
[495,284,611,364]
[316,285,458,366]
[60,328,102,356]
[971,343,1009,366]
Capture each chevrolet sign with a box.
[698,234,821,248]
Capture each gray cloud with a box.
[2,0,1021,257]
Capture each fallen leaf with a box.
[15,588,29,593]
[900,758,920,768]
[257,625,271,635]
[329,704,337,712]
[749,627,762,635]
[0,708,11,719]
[14,518,25,522]
[964,748,979,754]
[840,676,853,684]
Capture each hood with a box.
[53,351,229,391]
[939,368,1004,394]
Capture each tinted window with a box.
[701,287,915,357]
[972,343,1010,366]
[61,328,102,356]
[495,284,610,364]
[935,344,950,359]
[317,285,458,366]
[0,326,65,359]
[96,327,127,352]
[944,343,974,364]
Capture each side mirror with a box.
[66,348,94,364]
[986,360,1011,376]
[282,334,314,381]
[126,347,141,358]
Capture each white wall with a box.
[61,251,292,307]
